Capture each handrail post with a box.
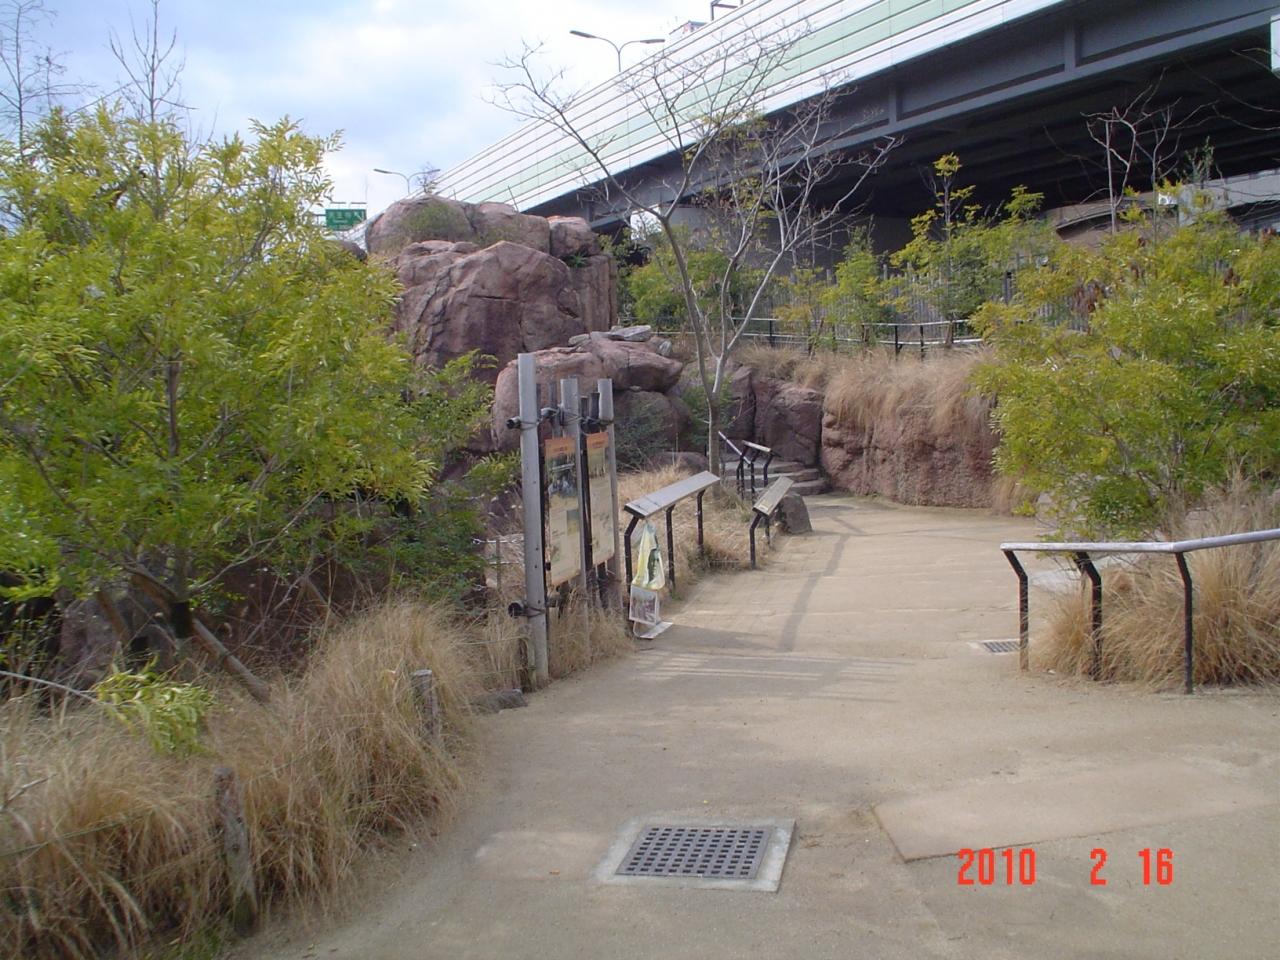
[696,490,706,559]
[1074,551,1103,679]
[1174,552,1194,694]
[1003,549,1030,671]
[749,513,763,568]
[665,505,676,592]
[623,513,642,589]
[763,451,774,487]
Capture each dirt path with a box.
[234,496,1280,960]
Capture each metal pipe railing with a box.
[1000,527,1280,694]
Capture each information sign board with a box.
[586,432,616,564]
[543,436,582,587]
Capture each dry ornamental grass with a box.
[1039,487,1280,688]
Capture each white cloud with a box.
[46,0,701,215]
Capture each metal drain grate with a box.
[617,825,770,880]
[980,640,1021,654]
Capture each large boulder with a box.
[548,216,600,259]
[366,196,475,255]
[754,379,823,465]
[580,336,683,392]
[569,254,616,332]
[393,241,585,379]
[366,196,553,258]
[472,202,550,253]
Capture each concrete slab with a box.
[232,497,1280,960]
[875,760,1275,862]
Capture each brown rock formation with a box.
[819,406,997,507]
[753,378,823,466]
[392,241,586,379]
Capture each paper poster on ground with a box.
[586,432,616,565]
[543,436,581,587]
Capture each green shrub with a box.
[94,664,215,755]
[974,213,1280,536]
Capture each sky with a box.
[33,0,704,216]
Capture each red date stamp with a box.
[955,847,1174,886]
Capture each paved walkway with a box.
[238,496,1280,960]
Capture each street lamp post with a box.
[373,167,412,195]
[568,30,664,73]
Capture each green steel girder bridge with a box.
[436,0,1280,231]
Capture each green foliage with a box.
[0,107,496,623]
[827,230,894,335]
[625,228,762,330]
[890,155,1056,324]
[94,663,215,755]
[974,215,1280,536]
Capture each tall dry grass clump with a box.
[1039,486,1280,688]
[822,348,989,437]
[735,344,848,392]
[1,601,477,959]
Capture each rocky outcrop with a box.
[752,378,823,466]
[819,405,997,507]
[393,241,586,379]
[367,196,618,383]
[367,195,549,256]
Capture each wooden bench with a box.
[623,470,721,591]
[750,477,794,568]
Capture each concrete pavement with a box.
[236,495,1280,960]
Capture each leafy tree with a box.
[891,155,1056,333]
[0,108,496,692]
[974,213,1280,536]
[625,227,761,333]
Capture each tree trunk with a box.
[707,400,723,475]
[130,573,271,703]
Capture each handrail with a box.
[749,477,794,568]
[999,527,1280,694]
[719,435,774,498]
[623,470,720,592]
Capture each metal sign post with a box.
[515,353,550,687]
[597,378,622,607]
[560,377,591,595]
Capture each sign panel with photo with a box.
[543,436,582,587]
[586,432,616,565]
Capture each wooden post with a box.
[213,767,258,935]
[410,668,442,743]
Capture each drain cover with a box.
[617,825,769,880]
[980,640,1021,654]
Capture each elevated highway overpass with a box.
[437,0,1280,236]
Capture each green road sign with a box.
[325,207,366,231]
